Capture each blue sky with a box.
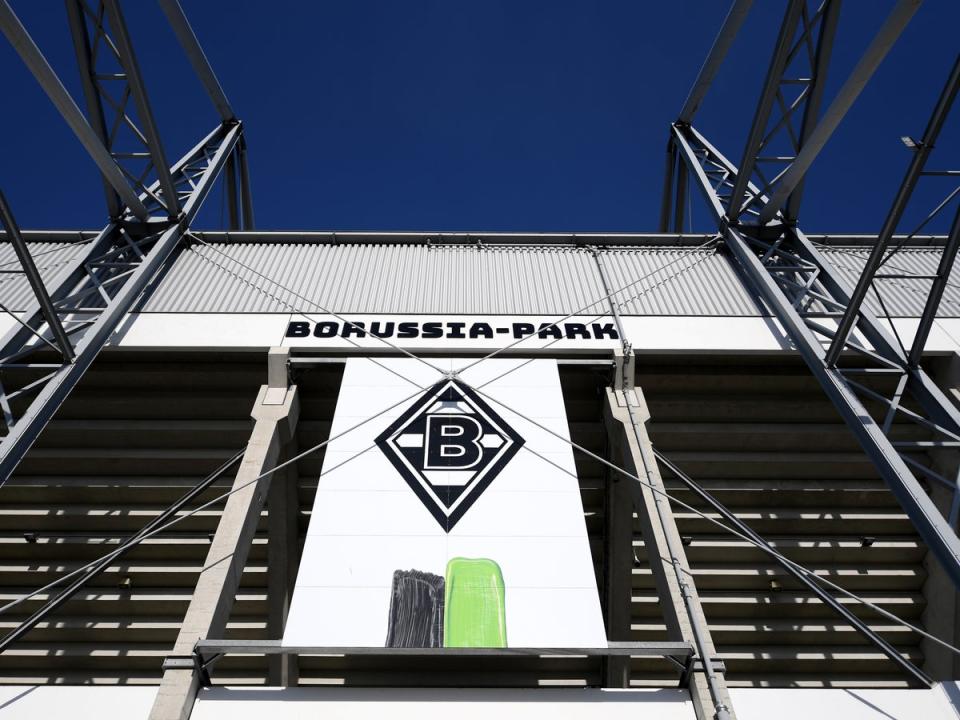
[1,1,958,233]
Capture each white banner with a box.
[283,357,606,648]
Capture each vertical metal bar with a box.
[673,124,960,591]
[64,0,121,219]
[102,0,180,218]
[678,0,755,124]
[238,141,255,230]
[622,396,732,720]
[0,0,149,219]
[0,191,74,363]
[727,0,804,221]
[760,0,924,224]
[659,140,677,233]
[225,151,240,231]
[674,158,688,234]
[826,54,960,367]
[784,0,842,221]
[0,124,240,483]
[909,204,960,366]
[157,0,235,122]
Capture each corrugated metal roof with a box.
[819,247,960,318]
[0,241,90,311]
[138,242,762,316]
[1,239,957,318]
[600,248,761,316]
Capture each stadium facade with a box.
[0,2,959,720]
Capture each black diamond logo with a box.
[375,378,525,532]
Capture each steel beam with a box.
[910,204,960,366]
[64,0,122,219]
[194,639,694,659]
[0,123,241,483]
[673,122,960,590]
[783,0,841,221]
[225,151,240,231]
[605,387,734,720]
[659,141,677,232]
[238,140,255,230]
[678,0,754,125]
[826,54,960,365]
[0,192,74,363]
[726,0,803,221]
[759,0,923,224]
[157,0,235,122]
[103,0,180,218]
[0,0,149,219]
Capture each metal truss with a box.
[0,0,247,482]
[668,1,960,587]
[662,0,922,231]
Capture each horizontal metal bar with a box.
[195,640,694,658]
[5,230,952,249]
[288,356,615,367]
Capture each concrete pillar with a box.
[150,362,299,720]
[602,463,635,687]
[267,437,299,685]
[605,384,735,720]
[923,352,960,680]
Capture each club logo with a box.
[375,378,524,531]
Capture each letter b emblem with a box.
[424,416,482,469]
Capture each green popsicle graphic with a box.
[443,557,507,647]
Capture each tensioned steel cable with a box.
[117,235,960,657]
[0,382,429,617]
[452,237,721,376]
[189,234,448,377]
[9,332,956,661]
[458,378,960,659]
[187,232,720,380]
[0,247,721,628]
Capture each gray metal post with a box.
[659,140,676,233]
[674,159,688,234]
[605,387,734,720]
[910,204,960,366]
[225,152,240,231]
[0,191,74,362]
[150,379,300,720]
[238,141,256,230]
